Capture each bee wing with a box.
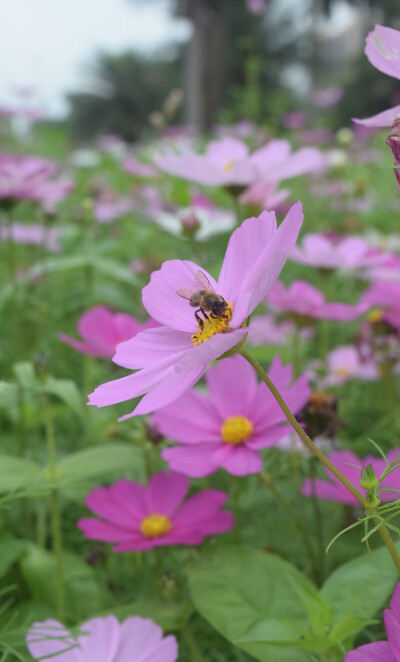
[194,270,215,292]
[176,287,196,300]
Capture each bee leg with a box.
[201,308,209,320]
[195,309,204,329]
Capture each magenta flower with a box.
[345,582,400,661]
[154,138,324,188]
[26,615,178,662]
[362,282,400,332]
[354,25,400,127]
[0,222,62,252]
[363,254,400,283]
[290,234,387,272]
[266,280,368,322]
[0,154,73,209]
[302,449,400,506]
[60,306,157,358]
[88,203,303,418]
[78,472,233,551]
[154,355,310,477]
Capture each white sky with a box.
[0,0,190,118]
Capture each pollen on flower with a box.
[140,513,172,538]
[367,308,384,323]
[335,366,351,377]
[221,416,253,444]
[223,160,235,172]
[191,302,233,346]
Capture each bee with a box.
[176,270,228,329]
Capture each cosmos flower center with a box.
[191,302,233,346]
[140,513,172,538]
[335,366,351,377]
[221,416,253,445]
[367,308,383,323]
[223,160,235,172]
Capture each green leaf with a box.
[109,599,194,631]
[20,545,108,621]
[56,443,144,488]
[0,455,45,496]
[188,546,329,661]
[37,377,85,421]
[13,363,36,390]
[321,543,399,641]
[0,539,29,577]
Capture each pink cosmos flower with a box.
[151,195,236,240]
[0,222,62,252]
[124,156,158,178]
[0,154,73,209]
[354,25,400,127]
[245,0,267,16]
[154,138,324,188]
[290,234,388,272]
[312,86,343,108]
[302,449,400,506]
[345,582,400,661]
[363,254,400,283]
[26,615,178,662]
[310,345,380,388]
[88,202,303,419]
[266,280,369,322]
[77,472,233,551]
[93,191,135,224]
[239,181,290,211]
[60,306,158,358]
[246,314,308,347]
[154,355,310,477]
[362,282,400,332]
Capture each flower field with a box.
[1,20,400,662]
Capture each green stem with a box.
[309,459,325,582]
[259,474,320,584]
[181,623,206,662]
[240,348,400,574]
[44,395,65,620]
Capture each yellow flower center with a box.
[224,160,235,172]
[221,416,253,445]
[334,366,351,377]
[367,308,383,323]
[191,302,233,346]
[140,513,172,538]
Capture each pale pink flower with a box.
[93,191,135,224]
[266,280,369,322]
[362,282,400,332]
[124,156,158,178]
[312,86,343,108]
[154,355,310,477]
[345,583,400,661]
[354,25,400,127]
[0,221,62,252]
[363,254,400,283]
[151,195,235,240]
[88,203,303,418]
[245,0,267,16]
[311,345,380,387]
[290,234,388,272]
[78,472,233,551]
[27,615,178,662]
[0,154,73,210]
[302,449,400,505]
[60,306,157,358]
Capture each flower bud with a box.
[360,464,378,491]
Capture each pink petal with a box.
[85,486,140,528]
[142,260,217,332]
[230,202,304,326]
[153,390,221,444]
[88,364,171,408]
[301,479,357,505]
[113,327,192,369]
[365,25,400,79]
[173,489,229,527]
[345,642,395,661]
[26,620,81,662]
[77,616,120,662]
[247,424,289,449]
[385,607,400,661]
[146,472,189,515]
[217,210,277,305]
[59,334,112,358]
[77,518,140,542]
[176,328,248,369]
[161,443,221,477]
[116,617,178,662]
[78,306,116,344]
[212,444,263,475]
[354,104,400,128]
[205,354,258,418]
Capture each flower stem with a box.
[240,348,400,574]
[181,623,206,662]
[43,395,65,620]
